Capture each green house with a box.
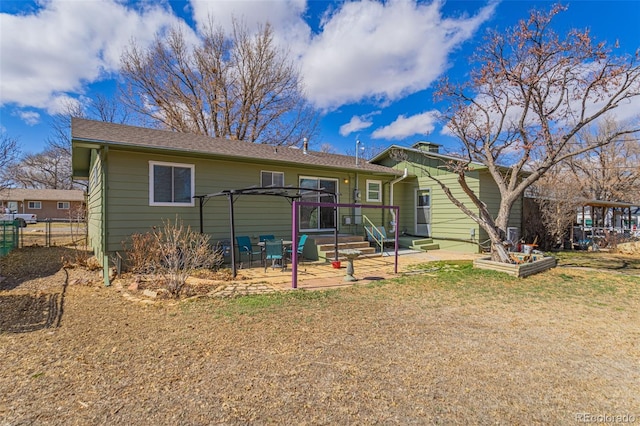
[71,119,403,269]
[71,119,523,282]
[371,142,523,253]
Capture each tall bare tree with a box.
[48,95,129,157]
[0,134,20,190]
[567,119,640,204]
[7,146,73,189]
[433,4,640,262]
[527,165,583,249]
[120,19,317,146]
[530,118,640,247]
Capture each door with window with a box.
[415,188,431,236]
[299,177,337,231]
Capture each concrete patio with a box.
[205,250,483,295]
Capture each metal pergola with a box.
[194,186,338,278]
[193,186,401,286]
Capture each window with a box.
[57,202,70,210]
[299,176,337,231]
[28,201,42,209]
[149,161,195,206]
[366,180,382,202]
[261,170,284,187]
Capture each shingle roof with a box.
[0,188,85,202]
[72,118,402,176]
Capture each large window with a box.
[261,170,284,187]
[299,177,337,231]
[149,161,194,206]
[366,179,382,202]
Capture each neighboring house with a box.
[71,118,524,276]
[371,142,524,253]
[0,188,86,221]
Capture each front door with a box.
[415,188,431,236]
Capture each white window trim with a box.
[260,170,284,187]
[366,179,382,202]
[57,201,70,210]
[149,160,195,207]
[28,201,42,209]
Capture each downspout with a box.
[388,168,408,233]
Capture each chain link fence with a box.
[15,220,88,249]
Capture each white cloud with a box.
[301,0,496,109]
[372,111,438,139]
[14,111,41,126]
[339,112,381,136]
[189,0,311,57]
[0,0,184,113]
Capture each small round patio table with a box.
[338,249,362,282]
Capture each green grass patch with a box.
[183,287,343,318]
[181,258,639,318]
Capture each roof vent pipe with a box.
[303,137,308,154]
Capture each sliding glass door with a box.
[299,177,337,231]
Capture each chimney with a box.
[412,141,440,153]
[303,137,308,154]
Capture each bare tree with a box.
[433,4,640,262]
[530,118,640,248]
[48,95,129,156]
[7,146,73,189]
[567,119,640,204]
[528,165,583,249]
[120,19,317,146]
[0,134,20,190]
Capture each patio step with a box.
[409,238,440,251]
[309,235,377,261]
[317,242,377,261]
[316,240,372,252]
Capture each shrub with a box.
[154,218,224,297]
[124,232,162,275]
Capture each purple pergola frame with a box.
[291,200,400,289]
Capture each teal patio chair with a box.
[287,234,308,264]
[259,234,275,242]
[236,235,262,267]
[264,239,285,271]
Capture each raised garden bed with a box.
[473,254,557,278]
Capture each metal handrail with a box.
[362,215,386,254]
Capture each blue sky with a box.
[1,0,639,156]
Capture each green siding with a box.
[100,150,394,258]
[87,149,104,261]
[381,152,482,250]
[478,171,523,242]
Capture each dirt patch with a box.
[1,247,638,424]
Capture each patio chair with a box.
[264,239,285,271]
[236,235,262,267]
[287,234,308,264]
[259,234,275,242]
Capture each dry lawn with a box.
[0,247,638,425]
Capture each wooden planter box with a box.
[473,255,557,278]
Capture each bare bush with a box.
[124,218,224,297]
[123,232,162,275]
